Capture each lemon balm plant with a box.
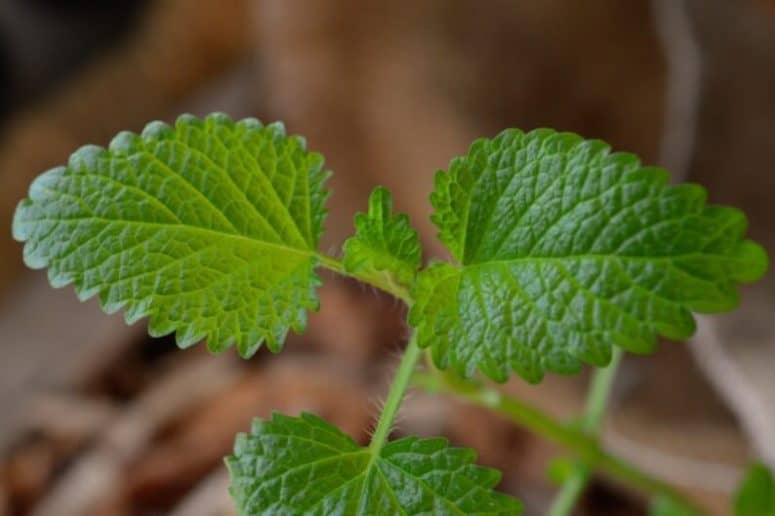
[12,114,769,515]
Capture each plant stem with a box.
[316,253,411,302]
[413,362,702,514]
[369,333,422,455]
[582,348,624,433]
[549,348,624,516]
[319,250,700,512]
[316,253,346,273]
[549,464,590,516]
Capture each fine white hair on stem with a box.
[325,243,342,258]
[366,395,386,440]
[390,390,414,434]
[366,338,417,441]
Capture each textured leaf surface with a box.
[735,463,775,516]
[227,412,522,515]
[13,113,330,357]
[411,128,768,382]
[343,186,421,289]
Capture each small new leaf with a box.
[411,128,768,383]
[343,186,421,291]
[227,412,522,515]
[735,463,775,516]
[649,495,698,516]
[13,113,330,357]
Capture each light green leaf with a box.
[226,412,522,515]
[735,463,775,516]
[545,457,577,486]
[411,128,768,383]
[649,495,698,516]
[13,113,330,357]
[343,186,421,290]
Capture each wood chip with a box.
[31,353,240,516]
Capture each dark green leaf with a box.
[735,462,775,516]
[411,129,768,382]
[227,412,522,515]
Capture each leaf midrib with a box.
[32,214,321,263]
[248,441,479,515]
[457,254,732,317]
[463,251,745,268]
[181,125,310,246]
[376,456,467,516]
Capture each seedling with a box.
[12,114,770,514]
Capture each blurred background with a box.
[0,1,773,514]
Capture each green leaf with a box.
[343,186,421,290]
[13,113,330,357]
[649,495,698,516]
[226,412,522,515]
[734,462,775,516]
[546,457,577,486]
[411,128,768,383]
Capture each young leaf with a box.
[227,412,522,515]
[411,129,768,383]
[734,463,775,516]
[343,186,421,291]
[13,113,330,357]
[649,495,698,516]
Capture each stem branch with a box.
[413,361,701,514]
[549,348,624,516]
[317,253,411,302]
[318,251,700,513]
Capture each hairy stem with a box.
[413,364,702,513]
[317,253,411,302]
[320,251,699,512]
[369,334,422,454]
[549,348,624,516]
[317,251,417,453]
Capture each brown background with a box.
[0,1,774,514]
